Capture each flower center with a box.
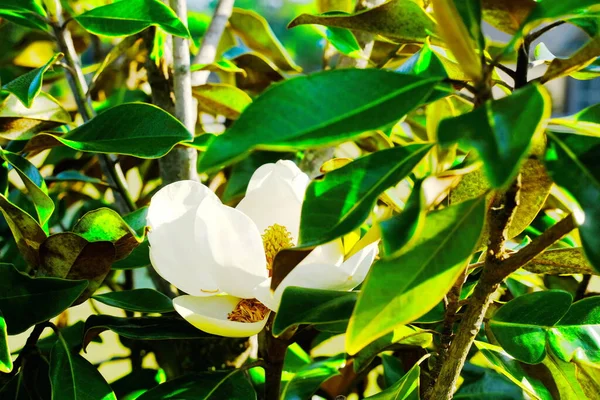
[262,224,293,277]
[227,298,269,323]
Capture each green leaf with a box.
[397,39,448,79]
[454,362,523,399]
[0,194,46,268]
[0,263,87,334]
[75,0,190,38]
[38,233,116,304]
[281,355,344,400]
[439,84,551,188]
[489,290,573,364]
[2,53,62,108]
[300,144,432,246]
[93,289,174,313]
[289,0,437,44]
[192,84,252,120]
[353,325,433,373]
[273,287,357,336]
[522,1,600,31]
[379,180,425,257]
[545,130,600,272]
[112,240,151,270]
[0,310,11,373]
[190,60,246,75]
[475,341,554,400]
[450,158,553,246]
[524,248,596,275]
[365,363,420,400]
[36,321,101,353]
[73,208,141,260]
[137,370,256,400]
[347,196,486,355]
[82,315,211,351]
[45,170,110,187]
[229,8,300,72]
[0,0,48,31]
[550,103,600,136]
[123,206,149,237]
[314,26,362,58]
[50,336,116,400]
[1,151,54,229]
[541,37,600,83]
[28,103,193,159]
[541,353,589,399]
[199,70,440,172]
[548,297,600,364]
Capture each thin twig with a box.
[191,0,235,86]
[48,0,136,214]
[526,21,567,48]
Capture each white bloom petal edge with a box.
[147,180,220,295]
[173,295,268,338]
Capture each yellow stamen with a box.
[227,298,269,323]
[262,224,293,277]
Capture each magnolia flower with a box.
[147,160,379,337]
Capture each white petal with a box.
[147,181,220,295]
[258,264,352,312]
[247,160,308,201]
[339,241,379,289]
[298,239,345,268]
[236,177,303,243]
[174,295,268,338]
[195,198,268,299]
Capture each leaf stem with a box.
[260,314,291,400]
[48,0,136,214]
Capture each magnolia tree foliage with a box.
[0,0,600,399]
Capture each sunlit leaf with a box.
[192,84,252,120]
[300,144,432,246]
[365,362,420,399]
[281,355,344,400]
[75,0,190,38]
[0,0,48,31]
[200,69,439,171]
[0,310,11,373]
[2,53,62,108]
[347,196,486,354]
[489,290,573,364]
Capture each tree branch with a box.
[48,0,136,214]
[191,0,235,86]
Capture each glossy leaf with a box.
[0,263,87,334]
[322,27,362,58]
[397,39,448,79]
[346,196,486,354]
[28,103,193,159]
[38,233,116,303]
[229,8,300,72]
[489,290,573,364]
[73,208,141,260]
[0,194,46,268]
[439,84,551,188]
[281,355,344,400]
[75,0,190,38]
[300,144,432,246]
[2,53,62,108]
[353,325,433,373]
[545,130,600,271]
[550,103,600,136]
[50,337,116,400]
[137,370,256,400]
[289,0,437,44]
[199,70,439,171]
[365,363,420,400]
[82,315,211,351]
[45,170,110,187]
[522,1,600,30]
[2,151,54,228]
[525,248,596,275]
[481,0,536,34]
[191,60,246,75]
[192,84,252,120]
[0,0,48,31]
[0,310,11,373]
[541,37,600,83]
[476,341,554,400]
[273,287,357,336]
[548,297,600,364]
[455,362,524,399]
[450,159,552,246]
[93,289,174,313]
[541,353,589,399]
[432,0,483,81]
